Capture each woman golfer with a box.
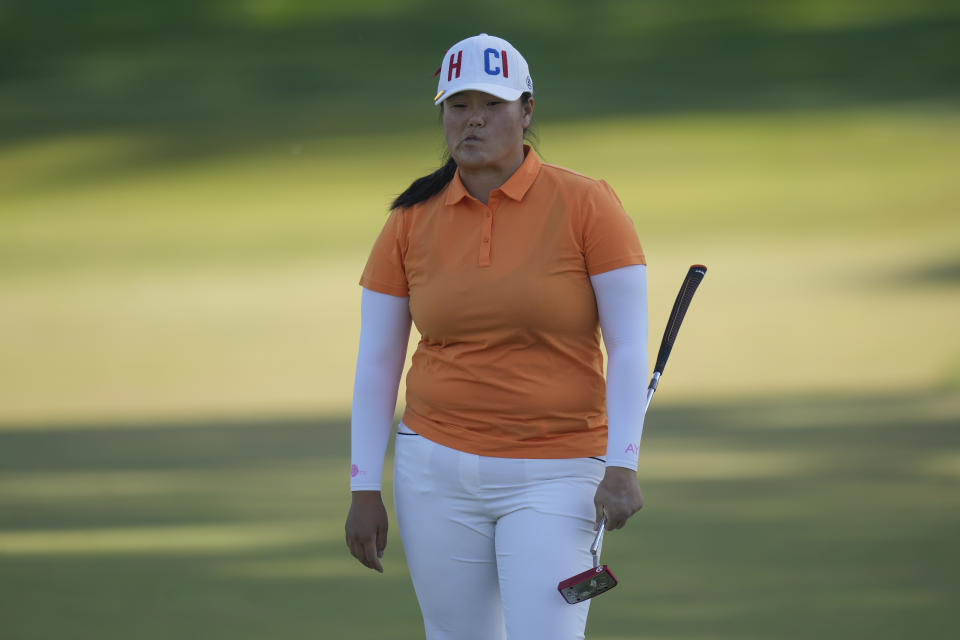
[345,33,648,640]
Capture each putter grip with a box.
[654,265,707,375]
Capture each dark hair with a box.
[390,92,536,211]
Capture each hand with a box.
[593,466,644,531]
[345,491,389,573]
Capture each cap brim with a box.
[434,83,526,106]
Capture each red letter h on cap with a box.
[448,50,462,81]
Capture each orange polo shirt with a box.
[360,147,645,458]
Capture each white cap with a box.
[434,34,533,105]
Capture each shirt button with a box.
[485,212,492,218]
[482,237,490,243]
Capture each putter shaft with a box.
[591,516,605,568]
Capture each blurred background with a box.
[1,1,958,638]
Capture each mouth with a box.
[463,135,481,143]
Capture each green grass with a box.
[2,108,958,275]
[1,109,958,423]
[2,0,958,145]
[1,391,958,639]
[1,1,959,637]
[1,225,958,424]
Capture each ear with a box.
[521,97,534,128]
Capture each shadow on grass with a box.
[0,414,350,473]
[1,388,958,639]
[894,259,960,286]
[1,389,955,473]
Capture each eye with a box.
[487,101,502,107]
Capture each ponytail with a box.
[390,155,457,211]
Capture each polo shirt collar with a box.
[445,145,541,205]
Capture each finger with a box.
[347,536,364,565]
[376,524,388,558]
[347,534,377,572]
[594,501,605,531]
[612,504,642,530]
[362,536,384,573]
[604,507,626,531]
[353,539,375,571]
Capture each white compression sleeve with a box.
[590,264,649,470]
[349,288,412,491]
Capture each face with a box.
[442,90,534,172]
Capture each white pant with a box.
[393,424,606,640]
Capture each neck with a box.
[458,147,526,205]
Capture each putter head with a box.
[557,565,618,604]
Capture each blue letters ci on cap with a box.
[484,48,509,77]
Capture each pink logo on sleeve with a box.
[350,464,360,478]
[624,443,639,455]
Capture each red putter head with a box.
[558,565,618,604]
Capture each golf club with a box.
[558,264,708,604]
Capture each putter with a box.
[557,265,708,604]
[557,516,618,604]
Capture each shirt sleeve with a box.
[359,208,409,297]
[582,180,646,276]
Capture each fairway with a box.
[2,1,959,638]
[2,108,958,639]
[2,109,958,422]
[1,392,958,639]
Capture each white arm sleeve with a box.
[349,288,412,491]
[590,264,649,470]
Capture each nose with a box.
[467,107,485,127]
